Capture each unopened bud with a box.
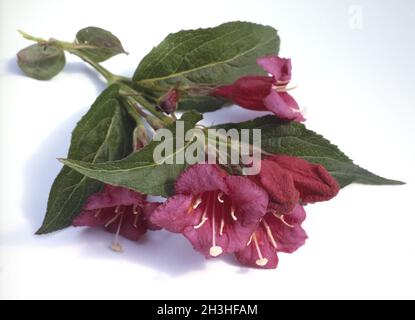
[158,88,179,114]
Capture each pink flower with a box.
[149,164,269,258]
[73,185,159,252]
[251,155,340,215]
[235,155,339,269]
[235,204,307,269]
[212,56,305,122]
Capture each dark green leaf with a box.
[133,21,279,110]
[75,27,127,62]
[60,111,203,197]
[37,85,134,234]
[17,44,65,80]
[214,116,404,187]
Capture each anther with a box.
[247,234,254,246]
[280,215,294,228]
[193,196,203,209]
[219,217,225,236]
[194,217,208,229]
[230,207,237,221]
[271,211,294,228]
[262,220,278,249]
[217,192,224,203]
[94,208,101,217]
[133,205,139,215]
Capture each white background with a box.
[1,0,414,299]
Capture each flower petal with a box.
[285,204,307,225]
[175,164,228,195]
[84,185,146,210]
[73,208,115,228]
[235,229,279,269]
[268,155,340,203]
[183,217,255,258]
[257,56,291,82]
[105,207,147,241]
[148,194,202,233]
[253,159,299,214]
[212,76,273,110]
[143,202,162,231]
[264,91,304,122]
[225,176,268,226]
[266,212,308,254]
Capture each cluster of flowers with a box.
[73,56,340,269]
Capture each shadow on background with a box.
[4,57,238,276]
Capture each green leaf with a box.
[178,96,228,113]
[75,27,127,62]
[215,116,404,187]
[133,21,279,110]
[60,111,203,197]
[17,44,65,80]
[37,85,134,234]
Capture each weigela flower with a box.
[252,155,340,214]
[235,155,340,268]
[149,164,269,258]
[73,185,158,252]
[235,204,307,269]
[212,56,305,122]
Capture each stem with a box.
[19,30,175,127]
[118,83,173,126]
[65,47,116,83]
[125,97,164,130]
[18,30,123,83]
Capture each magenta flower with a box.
[73,185,158,252]
[212,56,305,122]
[235,204,307,269]
[251,155,340,215]
[235,155,340,268]
[149,164,269,258]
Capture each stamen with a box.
[220,217,225,236]
[252,233,268,267]
[194,194,209,229]
[247,234,254,246]
[194,217,208,229]
[111,212,124,253]
[262,220,278,249]
[275,80,290,85]
[105,206,122,227]
[133,215,139,228]
[276,85,298,92]
[271,211,294,228]
[280,215,294,228]
[230,207,237,221]
[210,192,223,257]
[193,196,203,209]
[133,205,139,215]
[217,192,224,203]
[94,208,101,217]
